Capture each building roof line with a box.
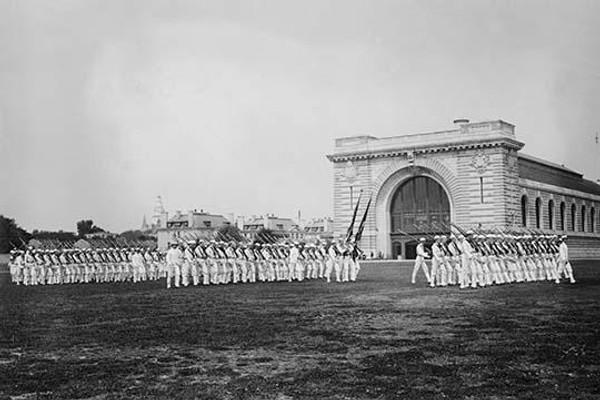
[517,153,582,177]
[327,138,524,162]
[333,120,516,142]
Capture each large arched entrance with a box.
[389,176,451,259]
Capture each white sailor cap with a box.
[419,237,426,242]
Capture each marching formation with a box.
[8,247,163,285]
[163,239,361,289]
[7,239,363,288]
[412,232,576,288]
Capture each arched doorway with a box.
[389,176,451,259]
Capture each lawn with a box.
[1,261,599,400]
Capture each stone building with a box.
[241,214,298,241]
[156,209,230,250]
[327,119,600,260]
[302,217,335,242]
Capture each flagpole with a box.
[596,132,599,183]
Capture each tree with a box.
[0,215,31,253]
[31,230,77,242]
[215,225,244,242]
[76,220,105,238]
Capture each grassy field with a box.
[1,261,599,400]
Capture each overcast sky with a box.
[1,0,599,233]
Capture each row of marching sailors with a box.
[412,233,576,288]
[8,247,165,285]
[164,239,362,289]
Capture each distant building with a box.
[142,196,169,233]
[157,209,230,250]
[302,217,334,242]
[166,209,229,229]
[241,214,299,241]
[141,215,150,231]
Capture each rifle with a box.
[223,232,239,244]
[259,232,278,244]
[267,232,281,244]
[397,229,426,243]
[431,221,450,235]
[411,224,435,240]
[449,222,469,237]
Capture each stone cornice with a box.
[326,137,524,162]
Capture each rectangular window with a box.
[479,177,484,203]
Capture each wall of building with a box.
[331,146,521,257]
[520,180,600,233]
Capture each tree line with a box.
[0,215,287,254]
[0,215,157,254]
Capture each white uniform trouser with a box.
[350,260,359,281]
[341,258,350,282]
[325,259,334,283]
[167,263,181,288]
[190,261,200,286]
[200,260,209,285]
[412,256,430,284]
[181,261,191,286]
[334,258,342,282]
[248,262,257,283]
[431,258,441,287]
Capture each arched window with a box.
[581,205,586,232]
[571,204,576,231]
[390,176,450,234]
[560,202,566,231]
[548,200,554,230]
[521,195,528,227]
[535,198,542,229]
[591,207,595,233]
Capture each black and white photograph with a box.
[1,0,599,399]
